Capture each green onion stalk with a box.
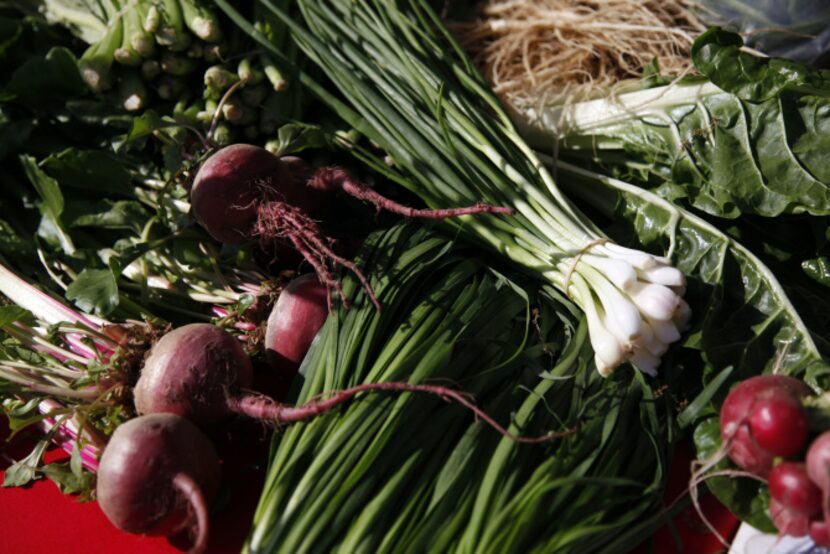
[245,224,673,553]
[220,0,690,377]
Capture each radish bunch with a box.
[719,375,830,546]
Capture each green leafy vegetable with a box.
[65,267,119,316]
[691,28,830,102]
[247,224,673,553]
[515,31,830,218]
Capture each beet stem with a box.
[229,382,575,443]
[312,167,514,218]
[172,472,210,554]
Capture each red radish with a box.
[769,498,811,537]
[96,413,220,553]
[768,463,822,516]
[747,391,810,458]
[133,323,564,442]
[265,273,329,376]
[720,375,812,476]
[806,431,830,533]
[190,144,513,308]
[810,520,830,547]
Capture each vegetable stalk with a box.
[226,0,689,376]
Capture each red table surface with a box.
[1,415,739,554]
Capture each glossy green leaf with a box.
[691,28,830,102]
[521,80,830,218]
[66,200,148,233]
[19,154,74,254]
[558,161,829,386]
[4,47,86,104]
[40,149,133,197]
[65,267,119,316]
[804,256,830,288]
[693,418,775,532]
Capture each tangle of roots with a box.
[449,0,707,108]
[255,200,380,310]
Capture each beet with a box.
[133,324,563,442]
[190,144,513,309]
[190,144,318,244]
[96,413,220,553]
[719,375,812,476]
[134,323,253,424]
[265,273,329,376]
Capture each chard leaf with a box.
[803,257,830,287]
[2,438,50,488]
[40,149,132,197]
[65,268,119,316]
[4,47,86,104]
[19,154,74,254]
[66,200,148,233]
[692,418,774,532]
[691,28,830,102]
[0,305,34,327]
[523,78,830,218]
[558,161,829,386]
[41,461,95,496]
[557,161,829,531]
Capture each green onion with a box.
[224,0,689,376]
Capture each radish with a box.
[769,498,811,537]
[133,323,564,442]
[806,431,830,533]
[190,144,512,308]
[768,463,822,518]
[264,273,328,376]
[720,375,812,476]
[810,520,830,547]
[96,413,220,553]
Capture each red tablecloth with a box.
[1,416,738,554]
[0,415,270,554]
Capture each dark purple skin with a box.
[265,273,329,376]
[134,323,253,425]
[132,325,558,443]
[190,144,318,244]
[96,414,220,552]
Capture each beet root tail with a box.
[256,201,381,310]
[172,472,211,554]
[310,167,513,219]
[229,382,575,443]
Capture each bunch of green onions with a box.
[219,0,690,377]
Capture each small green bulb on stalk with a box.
[156,76,185,100]
[260,54,287,92]
[79,17,123,92]
[179,0,223,42]
[204,65,238,92]
[119,69,149,112]
[212,122,233,145]
[144,5,161,32]
[141,59,161,81]
[238,57,264,85]
[161,52,198,76]
[241,83,268,107]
